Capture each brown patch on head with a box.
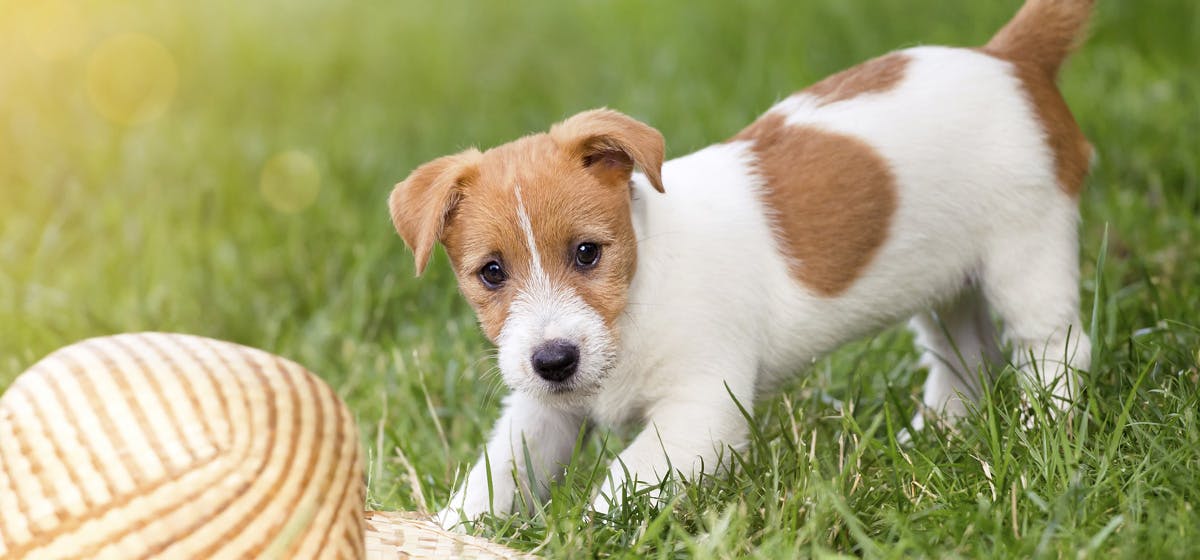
[985,53,1090,196]
[437,172,526,341]
[392,109,663,342]
[803,53,910,106]
[730,114,897,296]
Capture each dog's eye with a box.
[479,261,507,289]
[574,242,601,269]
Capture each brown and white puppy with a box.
[390,0,1095,525]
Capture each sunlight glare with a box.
[86,33,179,126]
[260,151,321,214]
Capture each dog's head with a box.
[389,109,664,404]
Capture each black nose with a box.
[531,339,579,382]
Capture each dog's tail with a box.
[985,0,1095,76]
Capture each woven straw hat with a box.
[0,333,532,559]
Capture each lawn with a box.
[2,0,1199,557]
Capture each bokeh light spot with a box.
[86,33,178,126]
[260,151,321,214]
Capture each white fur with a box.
[495,186,615,403]
[441,46,1090,526]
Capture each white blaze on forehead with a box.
[513,184,545,278]
[498,185,616,402]
[510,182,558,336]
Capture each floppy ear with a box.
[550,108,665,193]
[388,148,482,275]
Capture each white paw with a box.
[591,475,668,519]
[590,480,617,518]
[895,412,926,446]
[1019,378,1076,429]
[436,489,500,531]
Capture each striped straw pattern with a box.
[364,512,536,560]
[0,333,365,559]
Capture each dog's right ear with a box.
[388,148,482,275]
[550,108,666,193]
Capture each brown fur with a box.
[392,0,1096,320]
[986,0,1095,77]
[804,53,910,106]
[388,149,483,274]
[998,59,1092,196]
[391,109,663,341]
[731,114,897,297]
[550,109,666,192]
[985,0,1094,196]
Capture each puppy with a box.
[390,0,1095,524]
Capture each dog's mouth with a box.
[543,381,581,395]
[493,298,620,405]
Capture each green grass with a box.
[2,0,1199,557]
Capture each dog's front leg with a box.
[439,392,583,528]
[592,370,754,515]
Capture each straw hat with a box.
[0,333,532,559]
[364,511,534,560]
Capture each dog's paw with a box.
[436,489,499,532]
[1018,397,1076,431]
[1018,380,1077,430]
[895,412,926,446]
[589,486,615,519]
[591,475,672,522]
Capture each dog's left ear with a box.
[389,148,483,275]
[550,108,665,193]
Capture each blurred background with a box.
[1,0,1198,534]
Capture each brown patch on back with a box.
[986,53,1091,196]
[804,53,910,106]
[731,114,897,296]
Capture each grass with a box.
[2,0,1198,557]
